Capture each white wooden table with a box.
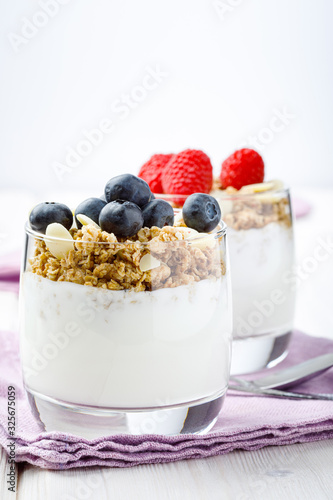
[1,187,333,500]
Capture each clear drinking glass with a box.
[214,187,296,374]
[156,188,296,374]
[19,218,232,438]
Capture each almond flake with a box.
[139,254,161,272]
[76,214,100,229]
[188,233,216,250]
[45,223,74,259]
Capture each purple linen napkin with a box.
[0,251,21,280]
[0,329,332,470]
[292,197,312,218]
[0,277,20,294]
[0,250,22,293]
[0,251,21,292]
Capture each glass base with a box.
[26,388,226,438]
[231,331,292,375]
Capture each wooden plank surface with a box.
[15,440,333,500]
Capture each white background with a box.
[0,0,333,200]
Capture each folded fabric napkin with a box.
[292,196,312,219]
[0,251,21,280]
[0,276,20,294]
[0,250,21,293]
[0,329,332,469]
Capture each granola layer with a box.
[212,180,291,230]
[29,225,225,291]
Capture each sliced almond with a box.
[173,210,184,226]
[76,213,100,229]
[174,227,199,239]
[239,180,285,194]
[239,181,276,194]
[139,254,161,272]
[175,231,184,240]
[188,233,216,250]
[269,179,284,191]
[45,223,74,259]
[256,181,285,203]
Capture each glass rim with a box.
[154,186,291,201]
[24,219,227,246]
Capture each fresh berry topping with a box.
[141,199,174,228]
[29,202,73,234]
[99,200,144,237]
[182,193,221,232]
[138,154,173,193]
[220,149,264,190]
[162,149,213,196]
[104,174,152,208]
[75,197,107,229]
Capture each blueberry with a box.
[75,197,107,229]
[104,174,151,208]
[182,193,221,232]
[100,193,107,202]
[29,202,73,234]
[142,199,174,228]
[99,200,144,237]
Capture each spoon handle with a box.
[230,353,333,390]
[228,384,333,400]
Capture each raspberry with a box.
[138,154,173,194]
[220,149,264,190]
[162,149,213,196]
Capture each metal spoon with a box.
[230,353,333,390]
[227,384,333,401]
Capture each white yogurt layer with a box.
[20,273,232,408]
[227,222,296,339]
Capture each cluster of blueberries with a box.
[29,174,221,238]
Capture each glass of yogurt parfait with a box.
[211,182,296,374]
[19,176,232,437]
[141,148,296,374]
